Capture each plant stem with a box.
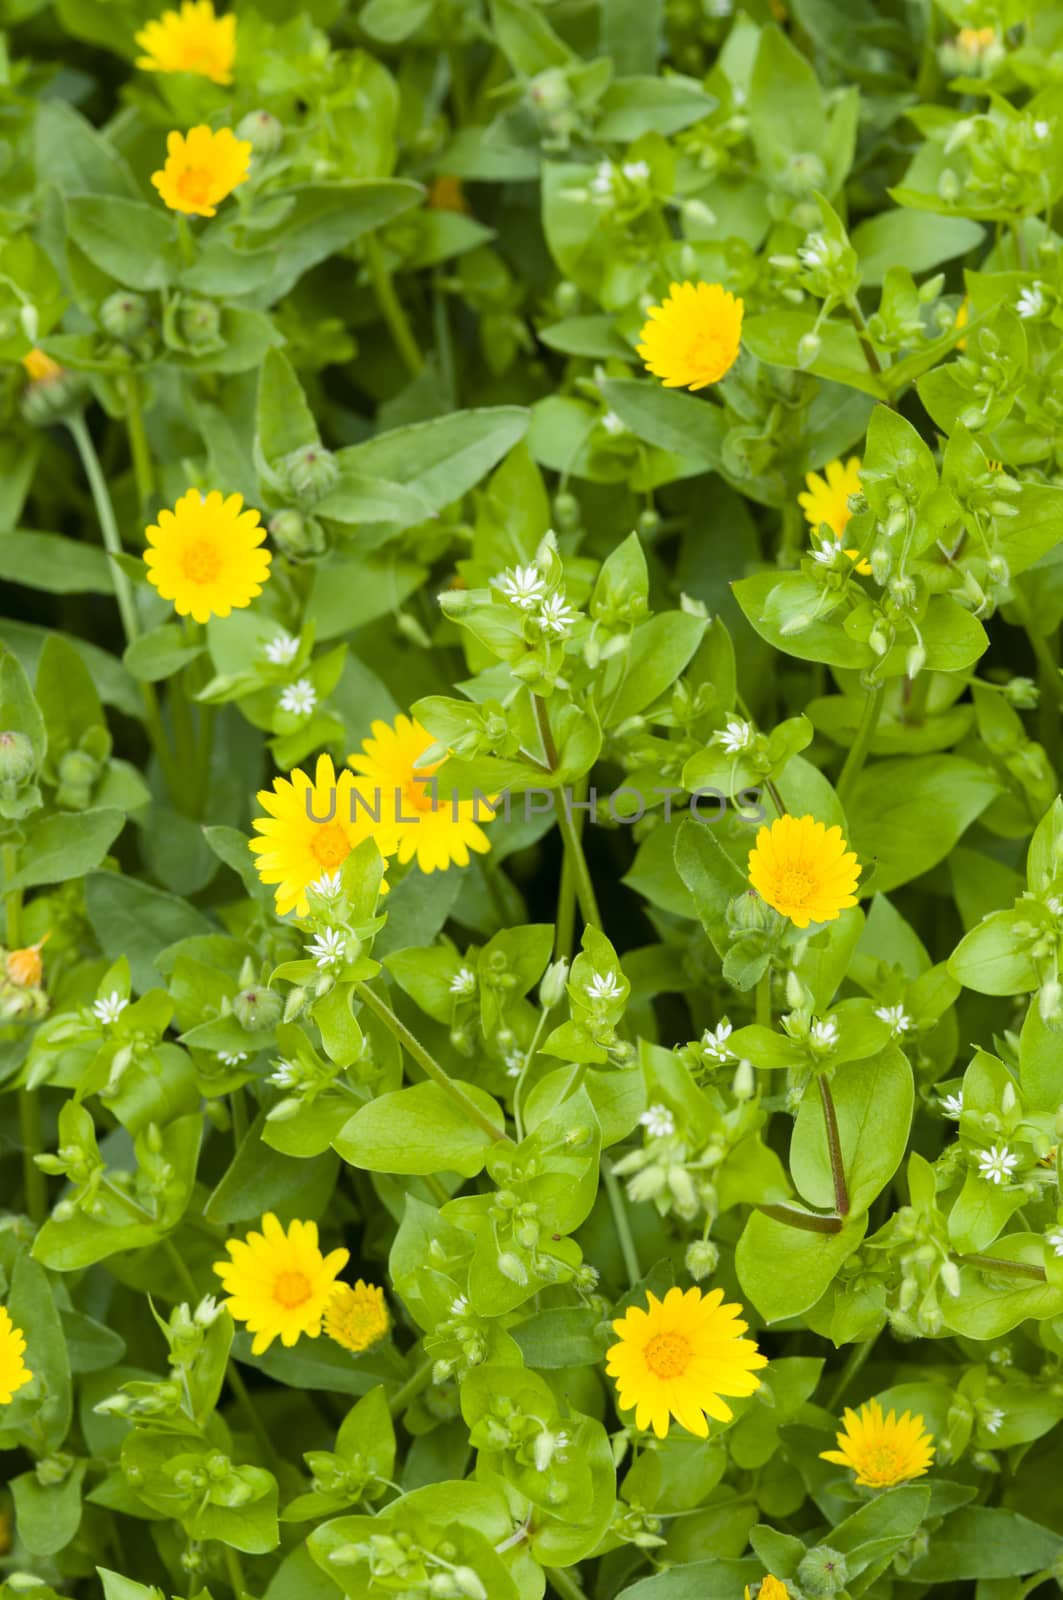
[3,844,47,1225]
[554,773,587,961]
[818,1074,850,1217]
[545,1567,589,1600]
[122,371,155,508]
[826,1330,878,1410]
[387,1354,434,1417]
[836,682,884,808]
[845,299,886,380]
[66,411,180,799]
[757,1202,843,1235]
[533,697,601,931]
[952,1251,1046,1282]
[603,1162,641,1289]
[176,215,197,267]
[364,233,424,376]
[222,1542,245,1597]
[755,970,771,1028]
[354,981,511,1142]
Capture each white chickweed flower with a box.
[535,593,578,636]
[701,1021,734,1061]
[939,1091,964,1119]
[93,992,128,1025]
[1046,1225,1063,1257]
[310,870,343,899]
[716,718,756,755]
[306,928,347,969]
[217,1050,248,1067]
[449,966,477,996]
[496,564,547,610]
[875,1003,914,1035]
[264,630,299,665]
[585,971,622,1001]
[977,1144,1019,1185]
[279,679,317,716]
[640,1103,676,1139]
[809,1018,839,1049]
[1016,283,1046,319]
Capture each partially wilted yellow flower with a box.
[144,488,270,624]
[798,457,862,540]
[324,1282,390,1353]
[427,175,469,214]
[0,1307,32,1404]
[606,1286,767,1440]
[21,349,62,384]
[212,1213,349,1355]
[747,814,860,929]
[820,1397,935,1487]
[151,125,251,217]
[348,714,494,874]
[746,1579,789,1600]
[250,753,389,920]
[135,1,236,85]
[6,933,50,989]
[637,281,743,390]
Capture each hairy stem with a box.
[122,371,155,508]
[387,1354,434,1417]
[757,1202,843,1235]
[836,682,884,809]
[364,233,424,376]
[546,1567,589,1600]
[818,1074,850,1217]
[952,1251,1046,1282]
[603,1162,641,1289]
[354,980,511,1143]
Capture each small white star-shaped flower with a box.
[1033,119,1051,139]
[450,966,476,996]
[799,233,830,270]
[93,992,128,1025]
[496,565,547,610]
[600,410,627,435]
[810,1018,839,1048]
[585,971,622,1001]
[977,1144,1019,1185]
[621,160,651,183]
[264,630,299,665]
[982,1407,1005,1435]
[310,870,343,899]
[504,1048,524,1078]
[194,1295,222,1327]
[450,1294,469,1316]
[1017,284,1046,319]
[307,928,347,969]
[701,1021,734,1061]
[279,679,316,716]
[875,1003,914,1035]
[640,1103,676,1139]
[270,1060,298,1088]
[590,161,614,196]
[939,1091,964,1119]
[1046,1225,1063,1257]
[535,593,578,636]
[218,1050,248,1067]
[716,718,755,755]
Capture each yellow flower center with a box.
[181,538,223,585]
[403,776,439,815]
[643,1330,692,1379]
[776,865,814,905]
[273,1270,312,1309]
[176,164,216,208]
[860,1445,906,1484]
[686,330,730,377]
[311,822,351,869]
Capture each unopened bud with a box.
[268,509,326,559]
[540,959,570,1008]
[233,986,283,1032]
[284,444,339,503]
[236,109,284,154]
[685,1238,719,1280]
[101,291,150,342]
[0,731,36,784]
[797,1546,849,1598]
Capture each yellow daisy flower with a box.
[144,488,271,625]
[348,714,494,874]
[956,26,996,60]
[798,457,862,540]
[747,814,860,930]
[637,281,743,391]
[0,1307,32,1404]
[606,1285,767,1440]
[820,1397,935,1487]
[250,752,389,920]
[135,1,236,85]
[212,1213,349,1356]
[151,125,251,218]
[746,1579,789,1600]
[324,1281,390,1353]
[21,349,62,384]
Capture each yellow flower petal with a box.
[144,487,270,624]
[135,1,236,85]
[250,752,391,919]
[819,1396,935,1487]
[151,124,251,217]
[324,1281,390,1353]
[798,456,862,539]
[212,1212,349,1355]
[0,1307,32,1405]
[605,1284,767,1440]
[637,281,743,391]
[747,813,861,929]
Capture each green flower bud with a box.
[0,731,37,784]
[58,749,100,789]
[552,490,580,531]
[540,958,570,1008]
[727,889,774,933]
[233,986,283,1032]
[178,298,223,348]
[284,444,340,504]
[100,292,150,342]
[236,109,284,154]
[797,1546,849,1598]
[685,1238,719,1280]
[637,508,662,540]
[555,280,581,315]
[268,509,326,559]
[797,331,822,367]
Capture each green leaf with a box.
[256,348,320,464]
[736,1210,867,1323]
[791,1047,913,1215]
[597,379,723,466]
[333,1081,505,1177]
[596,76,716,140]
[905,1509,1063,1581]
[123,625,203,683]
[65,197,181,291]
[84,872,212,992]
[0,532,115,596]
[847,756,998,893]
[851,210,984,288]
[7,808,124,892]
[337,408,530,526]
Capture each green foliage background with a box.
[2,0,1063,1597]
